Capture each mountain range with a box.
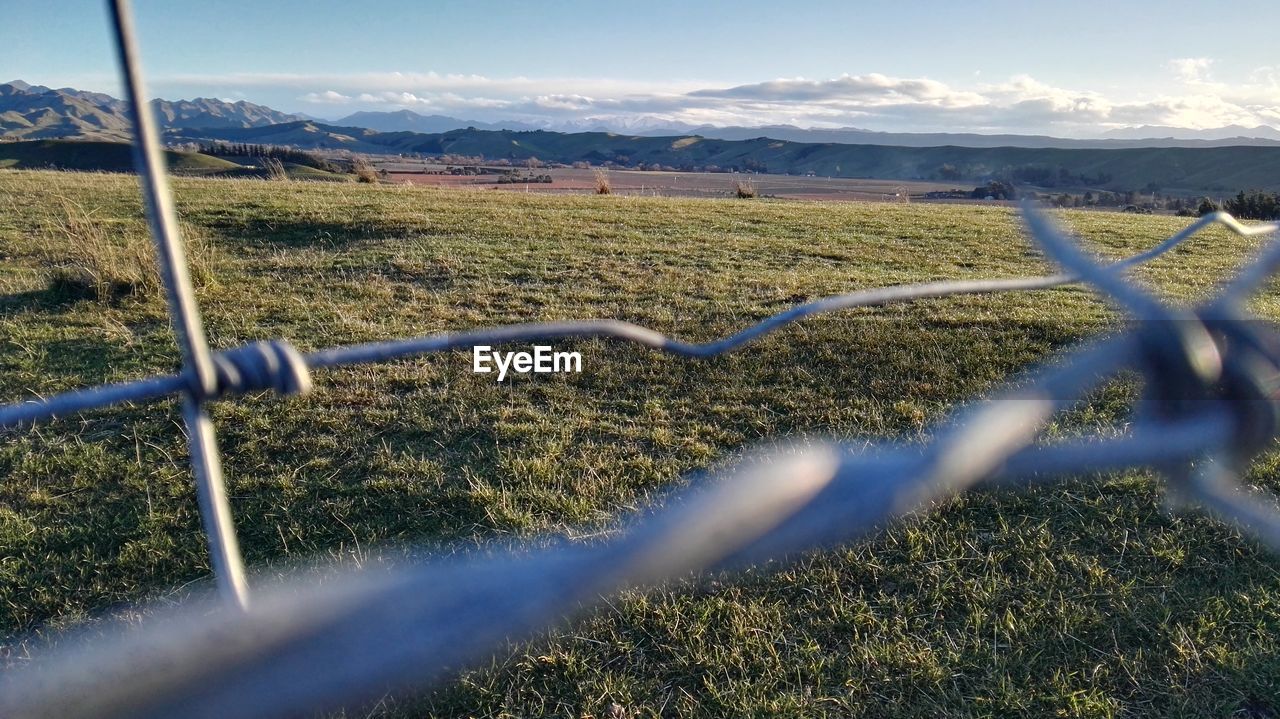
[5,80,1280,193]
[0,80,303,142]
[330,111,1280,149]
[334,109,543,134]
[6,79,1280,150]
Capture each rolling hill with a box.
[0,139,240,173]
[176,121,1280,193]
[0,139,350,181]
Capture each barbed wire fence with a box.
[4,0,1280,716]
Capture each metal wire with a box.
[106,0,249,611]
[4,1,1280,716]
[0,239,1257,430]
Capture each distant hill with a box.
[0,139,354,182]
[0,80,306,141]
[0,139,241,173]
[166,120,384,150]
[334,108,1280,150]
[1102,124,1280,142]
[335,109,540,133]
[644,123,1280,150]
[173,122,1280,193]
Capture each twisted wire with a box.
[2,206,1270,431]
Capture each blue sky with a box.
[5,1,1279,135]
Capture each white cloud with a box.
[299,90,353,104]
[691,74,987,108]
[155,67,1279,136]
[1169,57,1214,83]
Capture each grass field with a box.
[381,165,967,203]
[1,169,1279,717]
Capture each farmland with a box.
[380,163,967,202]
[1,170,1279,716]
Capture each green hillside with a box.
[178,122,1280,193]
[0,139,239,174]
[0,140,350,181]
[167,120,382,151]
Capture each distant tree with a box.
[1197,197,1218,216]
[1224,190,1280,220]
[971,180,1016,200]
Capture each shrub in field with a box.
[594,169,612,195]
[352,157,380,184]
[262,157,289,182]
[735,178,757,199]
[40,197,215,302]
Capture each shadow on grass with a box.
[199,217,427,249]
[0,286,84,317]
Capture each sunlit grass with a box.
[1,170,1277,717]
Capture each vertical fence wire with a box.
[106,0,249,610]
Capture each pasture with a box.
[1,169,1278,717]
[378,163,969,202]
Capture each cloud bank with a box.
[157,62,1280,135]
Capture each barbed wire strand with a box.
[2,0,1280,715]
[3,212,1274,432]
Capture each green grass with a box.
[1,169,1279,717]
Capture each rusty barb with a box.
[3,0,1280,717]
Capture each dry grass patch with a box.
[353,157,380,184]
[262,157,289,182]
[38,195,216,302]
[593,169,612,195]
